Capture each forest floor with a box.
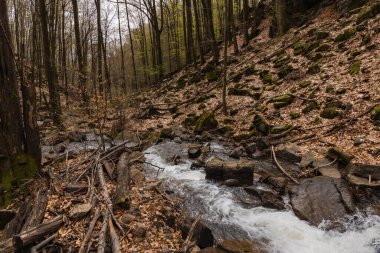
[2,1,380,253]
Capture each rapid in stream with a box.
[144,142,380,253]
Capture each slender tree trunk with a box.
[95,0,103,96]
[201,0,219,64]
[116,2,127,92]
[222,0,229,113]
[71,0,88,103]
[124,1,138,90]
[274,0,287,35]
[39,0,62,126]
[193,0,205,64]
[242,0,249,46]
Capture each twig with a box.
[30,232,58,253]
[182,212,203,253]
[78,208,101,253]
[271,146,300,184]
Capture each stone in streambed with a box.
[290,176,354,226]
[188,144,203,159]
[204,157,254,186]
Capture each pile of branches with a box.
[0,140,142,253]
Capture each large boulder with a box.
[290,176,355,226]
[217,240,265,253]
[204,157,254,186]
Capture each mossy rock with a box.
[325,84,334,93]
[260,70,272,84]
[348,50,361,60]
[325,100,345,109]
[361,34,371,46]
[142,131,160,147]
[198,103,206,110]
[315,31,330,40]
[289,112,300,119]
[224,117,235,124]
[302,101,320,114]
[274,54,291,68]
[252,92,262,100]
[278,65,294,79]
[293,41,306,55]
[313,117,322,125]
[250,114,271,135]
[160,128,173,139]
[232,131,257,142]
[299,80,312,88]
[228,87,252,96]
[371,105,380,121]
[320,107,339,119]
[334,28,356,42]
[190,72,204,84]
[244,65,259,76]
[271,124,292,134]
[194,111,218,132]
[272,94,294,108]
[207,69,221,82]
[356,2,380,24]
[307,63,320,74]
[326,147,353,165]
[182,113,199,127]
[316,44,331,52]
[349,60,361,75]
[335,88,347,94]
[304,40,320,54]
[311,53,323,62]
[177,76,187,89]
[256,104,267,112]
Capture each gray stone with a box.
[69,203,92,219]
[188,144,203,159]
[133,223,147,238]
[290,176,354,226]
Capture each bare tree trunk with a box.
[222,0,229,113]
[39,0,62,126]
[193,0,205,64]
[71,0,88,103]
[125,1,138,90]
[201,0,219,64]
[116,2,127,92]
[274,0,287,35]
[242,0,249,46]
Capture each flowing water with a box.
[144,142,380,253]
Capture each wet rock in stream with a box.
[290,176,355,226]
[204,157,255,186]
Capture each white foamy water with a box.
[144,143,380,253]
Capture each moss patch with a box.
[250,114,271,135]
[278,65,294,79]
[349,60,361,75]
[303,102,320,114]
[316,44,331,52]
[334,28,356,42]
[272,94,294,108]
[207,69,221,82]
[356,2,380,24]
[320,107,339,119]
[371,105,380,121]
[299,80,312,88]
[194,111,218,132]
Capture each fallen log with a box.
[64,183,89,193]
[30,232,58,253]
[13,215,65,249]
[113,152,131,208]
[78,209,101,253]
[97,212,109,253]
[103,160,115,180]
[109,217,122,253]
[2,198,32,240]
[21,187,49,232]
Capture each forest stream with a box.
[144,142,380,253]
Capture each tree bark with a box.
[39,0,62,126]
